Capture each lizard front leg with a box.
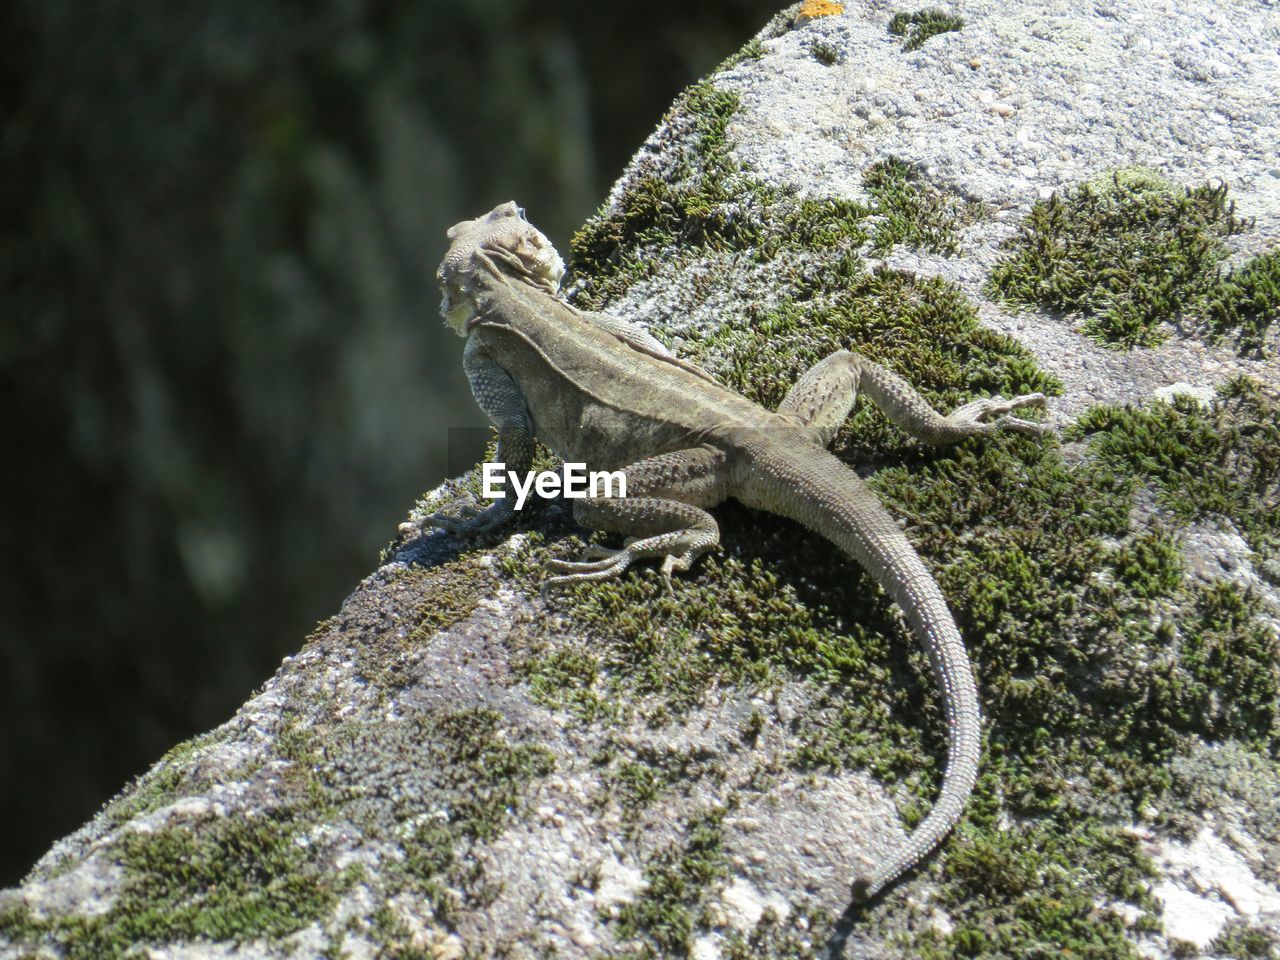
[401,338,534,537]
[778,349,1047,446]
[544,446,727,585]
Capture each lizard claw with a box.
[543,536,709,589]
[402,499,515,538]
[947,392,1049,436]
[992,413,1051,436]
[544,548,633,586]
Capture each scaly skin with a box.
[409,202,1048,901]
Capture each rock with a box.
[4,1,1279,957]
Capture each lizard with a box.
[406,201,1048,902]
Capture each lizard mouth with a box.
[439,285,474,336]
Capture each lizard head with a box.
[437,202,565,336]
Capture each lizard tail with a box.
[732,439,982,902]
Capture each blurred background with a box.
[0,0,781,885]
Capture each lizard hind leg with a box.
[779,349,1047,447]
[543,446,728,587]
[775,350,864,446]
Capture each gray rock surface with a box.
[4,2,1279,958]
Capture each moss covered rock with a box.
[4,2,1279,958]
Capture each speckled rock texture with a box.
[4,2,1279,959]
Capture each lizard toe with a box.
[1008,391,1048,410]
[544,559,631,587]
[995,414,1051,435]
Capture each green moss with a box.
[1107,528,1184,599]
[511,372,1278,957]
[553,76,1278,959]
[863,382,1278,956]
[863,157,986,256]
[1167,743,1280,889]
[113,815,344,941]
[341,557,495,697]
[718,38,766,72]
[568,81,875,310]
[888,9,964,51]
[326,705,556,934]
[4,813,354,959]
[697,269,1057,464]
[409,69,1271,960]
[520,642,615,722]
[1205,246,1280,353]
[811,39,844,65]
[98,729,232,831]
[13,704,554,957]
[1172,582,1280,748]
[555,76,1250,958]
[601,746,725,824]
[402,564,487,644]
[1208,918,1280,959]
[913,820,1153,960]
[415,708,556,844]
[989,173,1250,348]
[612,810,728,957]
[1071,376,1280,566]
[570,89,996,319]
[522,546,898,724]
[721,904,831,960]
[367,905,450,960]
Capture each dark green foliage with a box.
[1072,377,1280,565]
[410,708,557,844]
[572,88,1042,447]
[10,700,556,958]
[527,551,861,710]
[569,82,779,307]
[1205,248,1280,353]
[720,37,767,71]
[1173,583,1280,748]
[703,271,1058,463]
[613,811,728,957]
[888,9,965,51]
[1209,919,1280,959]
[332,706,556,856]
[868,387,1279,956]
[863,157,986,255]
[722,905,829,960]
[811,40,844,65]
[521,644,611,721]
[602,747,725,823]
[110,815,342,942]
[918,821,1153,960]
[1,813,355,958]
[328,706,555,946]
[520,374,1280,954]
[989,173,1251,347]
[1109,529,1184,599]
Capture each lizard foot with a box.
[946,392,1049,436]
[399,500,515,538]
[543,533,713,588]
